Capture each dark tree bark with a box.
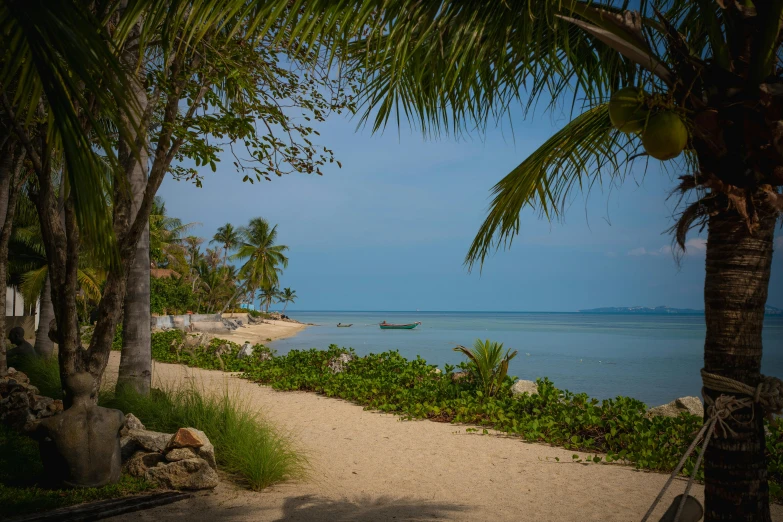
[0,147,26,374]
[702,202,777,522]
[34,275,55,358]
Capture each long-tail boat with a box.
[379,321,421,330]
[336,323,353,327]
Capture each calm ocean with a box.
[270,311,783,407]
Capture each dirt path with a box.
[104,353,783,522]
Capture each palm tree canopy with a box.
[211,223,240,253]
[275,0,783,268]
[234,217,289,292]
[150,197,198,270]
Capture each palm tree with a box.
[149,197,197,271]
[211,223,240,268]
[296,2,782,518]
[231,218,289,312]
[279,287,297,313]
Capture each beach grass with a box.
[102,384,307,490]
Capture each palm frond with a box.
[465,103,635,270]
[20,265,48,303]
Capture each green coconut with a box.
[609,87,649,134]
[641,111,688,161]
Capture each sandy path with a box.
[104,354,783,522]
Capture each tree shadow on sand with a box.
[273,494,470,521]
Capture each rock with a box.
[187,428,217,470]
[165,447,198,462]
[124,451,165,478]
[431,368,442,374]
[237,342,254,359]
[646,396,704,419]
[167,427,205,450]
[120,436,139,461]
[451,371,470,382]
[145,457,219,490]
[0,372,63,433]
[5,367,30,384]
[120,413,145,436]
[258,351,272,362]
[328,353,354,374]
[127,428,171,453]
[511,380,539,397]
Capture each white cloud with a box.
[684,238,707,253]
[627,245,672,257]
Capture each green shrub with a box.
[150,329,274,373]
[0,424,154,517]
[150,277,196,315]
[102,385,305,490]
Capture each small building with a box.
[5,286,39,338]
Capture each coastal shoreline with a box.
[217,314,308,344]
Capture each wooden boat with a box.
[379,321,421,330]
[336,323,353,327]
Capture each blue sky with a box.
[158,110,783,312]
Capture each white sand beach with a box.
[102,352,783,522]
[205,315,308,345]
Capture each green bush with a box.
[150,277,196,315]
[149,329,274,373]
[0,424,154,517]
[102,385,305,490]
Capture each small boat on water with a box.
[336,323,353,327]
[379,321,421,330]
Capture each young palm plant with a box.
[454,339,517,399]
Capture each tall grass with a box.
[11,355,62,400]
[103,385,307,490]
[14,355,306,491]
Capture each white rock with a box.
[328,353,354,374]
[165,447,198,462]
[237,342,254,359]
[145,457,219,490]
[511,380,538,397]
[646,396,704,418]
[127,429,171,453]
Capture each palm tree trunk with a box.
[34,275,55,358]
[702,205,776,522]
[117,59,151,396]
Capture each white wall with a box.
[4,286,39,328]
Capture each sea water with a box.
[269,311,783,407]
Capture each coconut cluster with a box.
[608,87,688,161]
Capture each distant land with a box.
[578,305,783,315]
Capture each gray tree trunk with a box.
[116,58,151,395]
[34,275,55,357]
